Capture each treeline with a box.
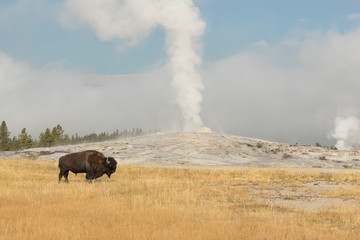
[315,142,338,150]
[0,120,151,151]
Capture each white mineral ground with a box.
[2,131,360,171]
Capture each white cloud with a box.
[297,18,310,24]
[280,39,299,48]
[347,13,360,21]
[202,26,360,145]
[0,51,175,138]
[0,52,30,92]
[252,40,269,47]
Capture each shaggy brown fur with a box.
[58,150,117,182]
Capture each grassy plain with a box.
[0,159,360,240]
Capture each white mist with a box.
[330,116,360,150]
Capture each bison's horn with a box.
[106,158,110,164]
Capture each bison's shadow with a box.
[58,179,116,183]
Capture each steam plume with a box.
[62,0,205,131]
[330,116,360,150]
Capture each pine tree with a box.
[51,124,64,145]
[18,128,33,149]
[0,121,11,151]
[11,136,20,150]
[39,128,53,147]
[63,134,70,144]
[71,135,75,143]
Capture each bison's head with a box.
[104,157,117,178]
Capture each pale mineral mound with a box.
[2,131,360,170]
[197,127,213,133]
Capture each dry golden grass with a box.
[323,186,360,200]
[0,159,360,240]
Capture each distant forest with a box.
[0,120,155,151]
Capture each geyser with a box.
[63,0,205,131]
[330,116,360,150]
[197,127,212,133]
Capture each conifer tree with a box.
[18,128,33,149]
[0,121,11,151]
[51,124,64,144]
[63,134,70,144]
[11,136,20,150]
[39,128,53,147]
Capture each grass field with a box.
[0,160,360,239]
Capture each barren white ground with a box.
[3,131,360,170]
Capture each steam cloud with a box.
[330,116,360,150]
[62,0,206,131]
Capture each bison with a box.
[58,150,117,182]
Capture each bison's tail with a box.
[58,156,64,167]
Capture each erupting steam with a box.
[63,0,205,131]
[330,116,360,150]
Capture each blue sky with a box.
[1,0,359,74]
[1,0,360,148]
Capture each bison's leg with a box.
[59,169,67,183]
[63,170,69,183]
[85,173,91,180]
[85,168,95,182]
[58,172,62,182]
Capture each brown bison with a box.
[58,150,117,182]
